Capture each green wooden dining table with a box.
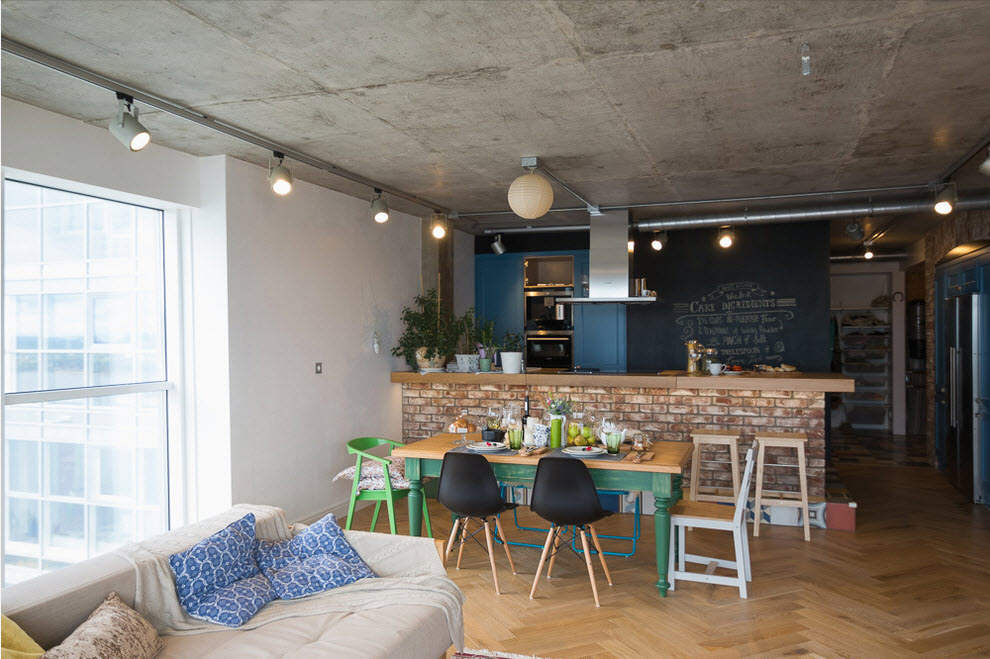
[392,432,693,597]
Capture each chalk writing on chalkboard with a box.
[673,281,798,365]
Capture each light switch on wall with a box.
[315,362,323,374]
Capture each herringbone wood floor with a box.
[350,463,990,657]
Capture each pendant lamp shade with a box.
[507,172,554,219]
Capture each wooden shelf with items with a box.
[833,307,891,431]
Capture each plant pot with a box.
[479,357,493,372]
[481,428,505,443]
[455,353,480,372]
[500,351,523,374]
[414,347,447,370]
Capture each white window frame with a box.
[0,174,188,585]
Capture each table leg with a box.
[653,474,673,597]
[407,459,423,537]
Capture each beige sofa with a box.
[2,512,458,658]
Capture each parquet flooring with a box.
[349,461,990,657]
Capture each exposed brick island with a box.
[392,370,854,498]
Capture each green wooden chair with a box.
[344,437,432,537]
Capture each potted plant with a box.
[475,318,497,372]
[500,330,524,374]
[453,308,479,372]
[392,289,460,371]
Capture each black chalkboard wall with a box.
[627,221,830,372]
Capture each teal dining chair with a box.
[343,437,433,537]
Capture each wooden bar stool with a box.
[689,430,741,504]
[752,432,810,542]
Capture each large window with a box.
[2,180,173,586]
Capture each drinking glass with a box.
[605,432,623,455]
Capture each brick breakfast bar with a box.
[392,370,855,497]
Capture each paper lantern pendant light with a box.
[507,172,554,219]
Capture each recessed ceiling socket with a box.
[315,362,323,374]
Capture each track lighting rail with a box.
[1,37,446,213]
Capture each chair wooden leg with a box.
[530,525,556,600]
[740,520,752,582]
[798,443,810,542]
[678,524,686,571]
[579,529,601,607]
[370,501,382,532]
[494,517,517,574]
[690,438,701,501]
[587,525,612,586]
[753,442,766,537]
[444,518,462,566]
[483,520,501,595]
[733,527,748,599]
[421,496,433,539]
[345,485,359,531]
[456,519,469,569]
[547,526,562,578]
[385,494,398,535]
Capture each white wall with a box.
[223,157,420,522]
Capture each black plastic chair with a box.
[529,457,614,607]
[437,452,518,594]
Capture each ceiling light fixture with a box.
[718,226,734,248]
[800,43,811,76]
[491,234,506,255]
[507,166,554,220]
[933,184,956,215]
[371,188,390,223]
[109,92,150,151]
[651,231,667,251]
[430,212,447,239]
[863,242,875,260]
[269,151,293,196]
[845,220,865,242]
[627,239,635,253]
[980,148,990,177]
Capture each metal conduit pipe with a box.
[634,193,990,231]
[830,253,907,262]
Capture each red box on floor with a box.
[826,502,856,531]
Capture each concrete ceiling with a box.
[2,0,989,248]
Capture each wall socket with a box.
[315,362,323,374]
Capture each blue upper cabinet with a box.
[475,250,627,371]
[474,253,525,337]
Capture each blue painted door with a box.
[474,253,525,338]
[979,262,990,506]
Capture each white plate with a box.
[467,442,508,452]
[721,371,748,375]
[562,446,606,455]
[420,367,445,373]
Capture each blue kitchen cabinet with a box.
[474,253,525,338]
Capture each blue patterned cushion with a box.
[169,513,275,627]
[253,513,375,600]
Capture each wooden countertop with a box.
[390,369,854,392]
[391,433,693,474]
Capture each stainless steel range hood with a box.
[555,210,656,304]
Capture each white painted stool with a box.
[689,430,741,504]
[752,432,810,541]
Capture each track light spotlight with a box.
[491,234,506,255]
[268,152,293,196]
[933,184,955,215]
[109,93,150,151]
[980,148,990,177]
[845,220,865,242]
[650,231,667,251]
[718,226,734,248]
[429,212,447,239]
[627,240,635,253]
[863,242,875,260]
[371,188,390,223]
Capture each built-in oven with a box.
[525,331,573,370]
[524,288,573,331]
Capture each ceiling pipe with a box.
[457,183,935,218]
[830,253,907,262]
[635,193,990,231]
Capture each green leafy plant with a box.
[501,331,523,352]
[392,289,460,369]
[455,307,478,354]
[475,317,497,356]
